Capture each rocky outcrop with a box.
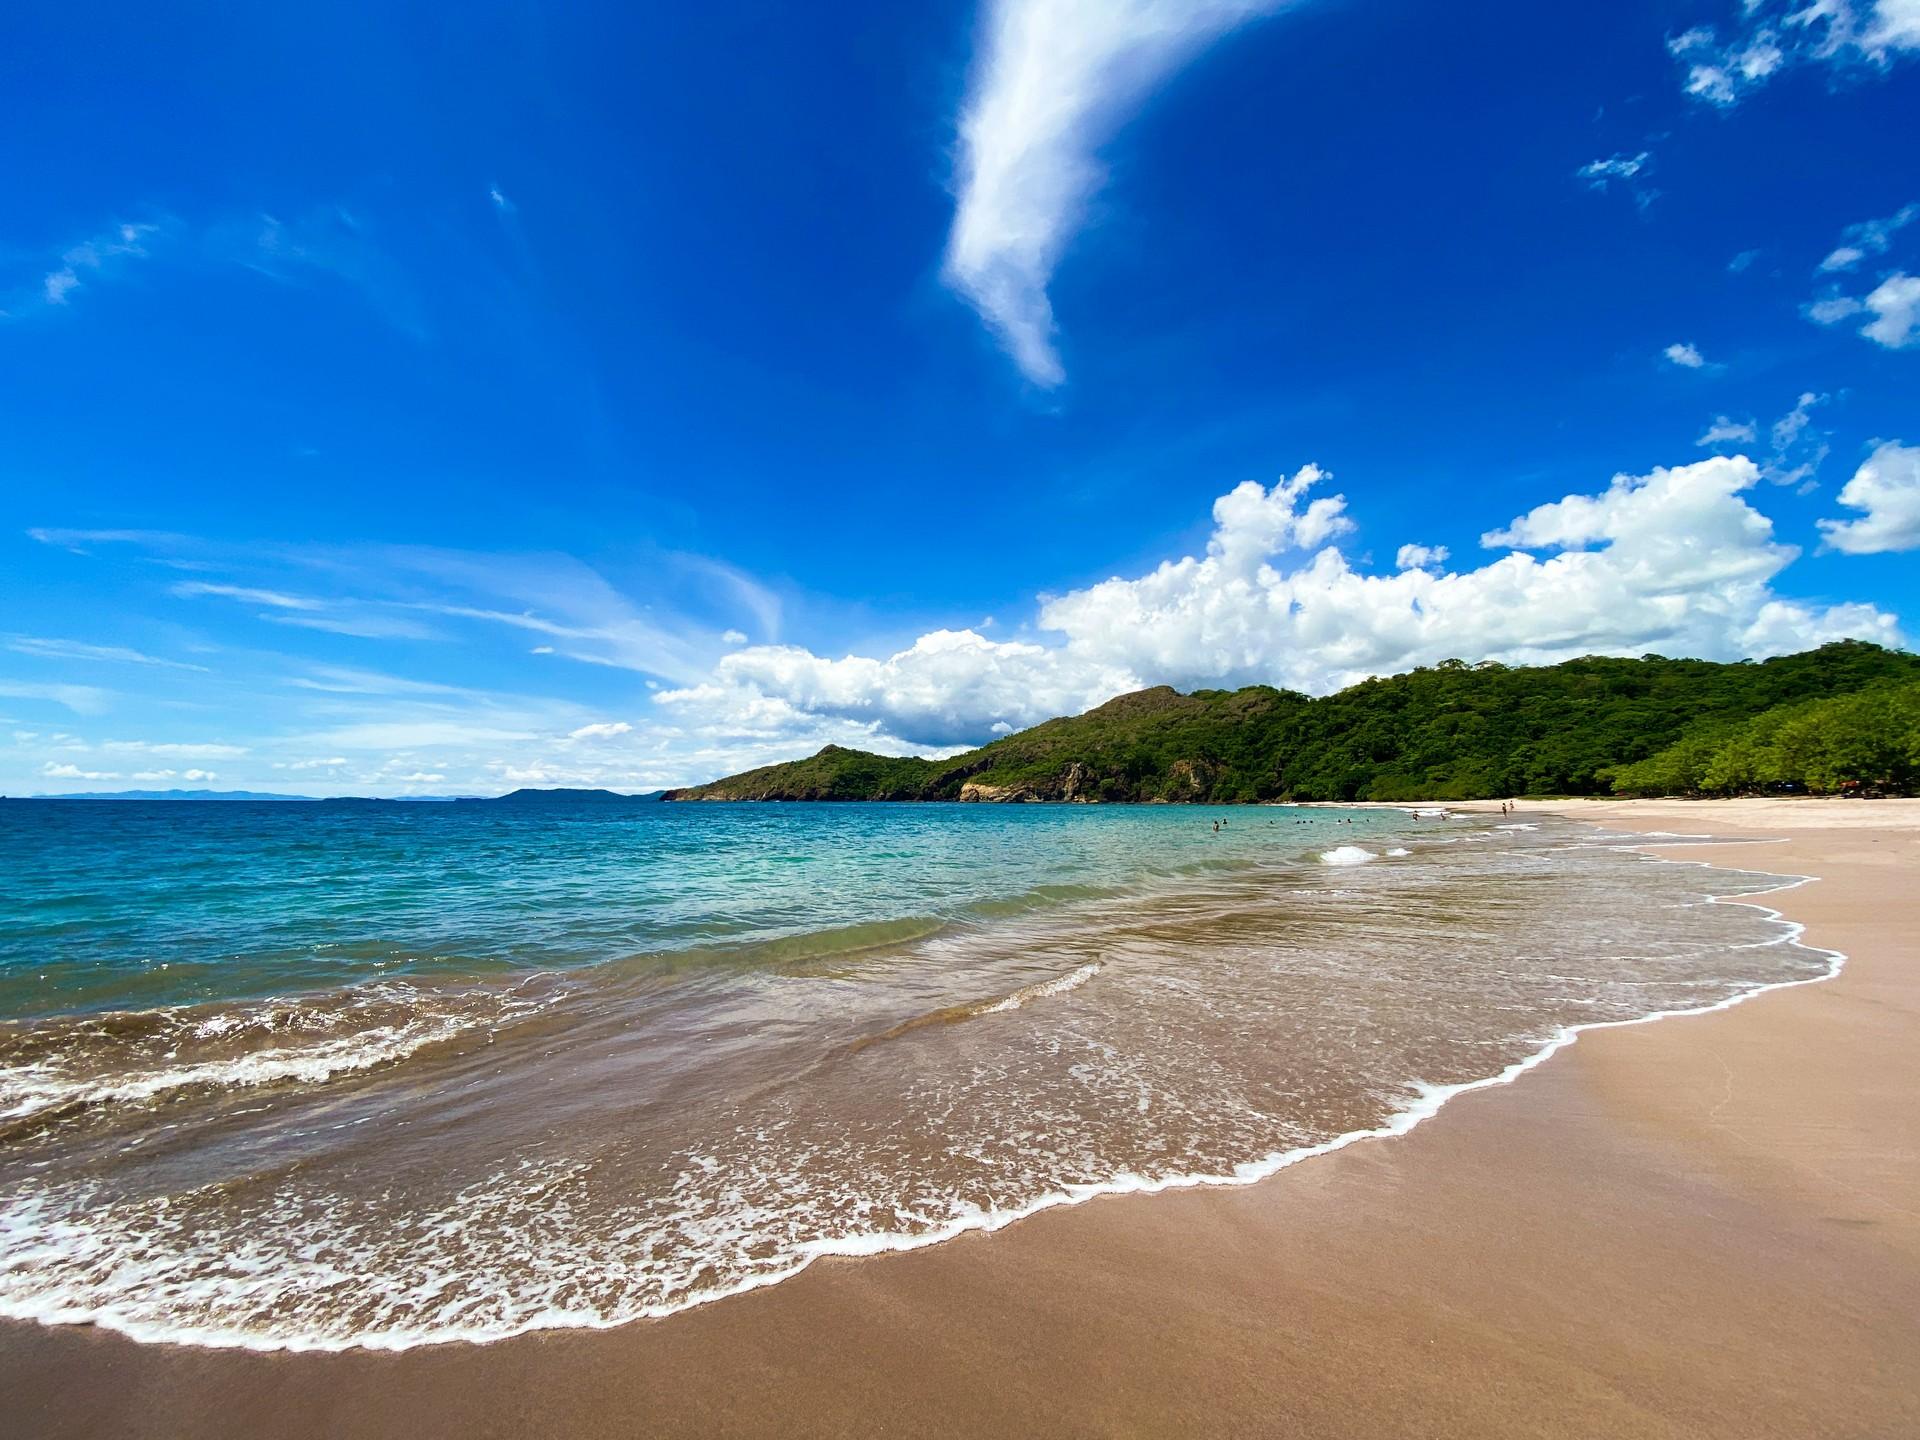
[958,781,1039,802]
[1166,758,1216,796]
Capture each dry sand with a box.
[3,799,1916,1438]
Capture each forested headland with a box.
[664,641,1920,803]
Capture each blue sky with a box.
[3,0,1917,795]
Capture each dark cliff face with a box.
[660,643,1920,804]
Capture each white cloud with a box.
[266,611,441,640]
[722,629,748,646]
[1858,272,1920,347]
[31,222,158,310]
[1394,543,1449,570]
[1819,441,1920,553]
[1577,152,1658,212]
[944,0,1290,385]
[5,637,207,671]
[182,768,217,783]
[41,762,119,782]
[171,580,324,610]
[658,458,1899,755]
[1698,416,1758,446]
[0,682,112,715]
[568,721,634,740]
[1577,152,1650,187]
[1664,341,1708,369]
[99,740,249,758]
[1810,272,1920,348]
[1819,202,1917,271]
[1671,2,1920,106]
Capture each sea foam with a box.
[1319,845,1377,866]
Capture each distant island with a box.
[664,642,1920,803]
[460,788,668,804]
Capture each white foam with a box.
[972,960,1102,1015]
[1386,847,1411,857]
[0,1021,468,1121]
[1319,846,1377,866]
[0,835,1843,1355]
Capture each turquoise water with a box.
[0,800,1829,1350]
[0,799,1408,1019]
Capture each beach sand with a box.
[3,798,1916,1438]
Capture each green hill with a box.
[662,641,1920,803]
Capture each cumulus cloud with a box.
[1809,271,1920,348]
[1664,341,1708,369]
[1819,441,1920,553]
[1394,543,1449,571]
[42,762,118,782]
[944,0,1291,385]
[659,458,1900,755]
[1671,1,1920,106]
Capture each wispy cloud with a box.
[1671,2,1919,107]
[26,527,190,553]
[1697,415,1758,447]
[264,611,442,640]
[568,721,633,740]
[1819,202,1918,272]
[1663,341,1709,369]
[1576,151,1658,211]
[944,0,1291,386]
[6,636,207,671]
[213,205,428,340]
[99,740,248,758]
[170,580,325,610]
[42,222,159,306]
[3,221,164,318]
[0,682,112,715]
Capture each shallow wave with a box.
[0,981,553,1126]
[970,960,1103,1015]
[0,818,1840,1353]
[1319,845,1377,866]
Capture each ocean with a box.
[0,799,1831,1350]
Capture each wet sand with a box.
[4,799,1916,1438]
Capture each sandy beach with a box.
[3,798,1915,1438]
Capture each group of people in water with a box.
[1210,815,1365,833]
[1205,801,1516,834]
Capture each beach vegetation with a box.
[666,642,1920,803]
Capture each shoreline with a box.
[3,799,1916,1436]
